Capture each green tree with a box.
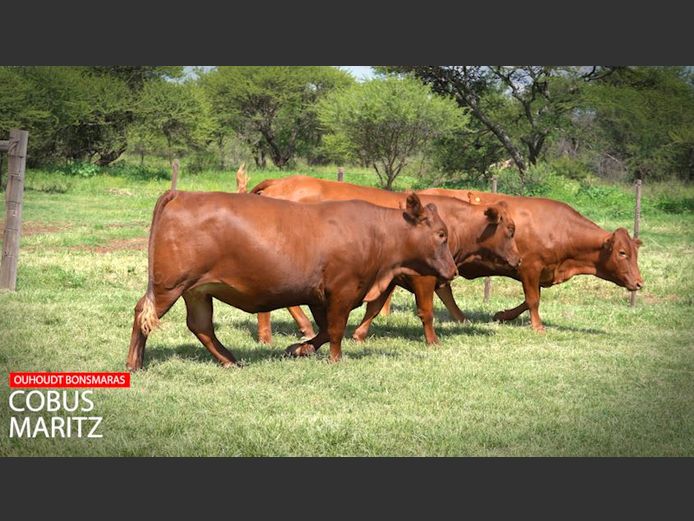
[385,66,585,185]
[202,66,353,169]
[582,66,694,181]
[318,76,467,189]
[132,79,216,163]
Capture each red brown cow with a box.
[126,190,456,370]
[418,188,644,331]
[250,176,521,344]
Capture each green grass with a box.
[1,167,693,456]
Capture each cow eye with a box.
[438,231,446,240]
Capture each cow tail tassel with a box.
[140,295,160,335]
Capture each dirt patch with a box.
[0,221,69,236]
[107,188,134,196]
[87,237,149,254]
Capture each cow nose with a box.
[635,281,643,290]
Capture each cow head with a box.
[597,227,644,291]
[402,193,458,284]
[476,201,522,268]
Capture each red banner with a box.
[8,372,130,388]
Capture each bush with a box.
[61,162,100,178]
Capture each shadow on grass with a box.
[458,310,605,335]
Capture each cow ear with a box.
[468,191,482,205]
[603,233,615,250]
[635,238,643,248]
[404,193,426,224]
[484,206,501,224]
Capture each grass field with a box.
[1,166,693,456]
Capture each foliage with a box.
[580,67,694,182]
[318,76,468,189]
[201,66,353,169]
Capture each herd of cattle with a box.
[125,175,644,371]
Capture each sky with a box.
[184,65,375,81]
[338,66,375,81]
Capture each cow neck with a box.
[552,224,612,284]
[362,210,417,302]
[448,206,489,264]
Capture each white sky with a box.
[338,66,375,80]
[184,65,376,81]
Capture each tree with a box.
[0,66,184,167]
[318,76,467,190]
[385,66,584,185]
[582,66,694,181]
[132,79,216,162]
[202,66,353,169]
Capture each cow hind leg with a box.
[435,283,467,322]
[379,291,394,316]
[352,283,396,342]
[183,291,239,367]
[126,288,182,372]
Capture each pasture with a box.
[1,166,693,456]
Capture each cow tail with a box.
[249,178,277,195]
[140,190,177,335]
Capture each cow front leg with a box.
[412,276,440,345]
[326,302,352,362]
[493,301,529,322]
[257,312,272,344]
[285,305,328,357]
[435,282,467,322]
[287,306,316,340]
[523,275,544,332]
[493,272,544,332]
[352,283,396,342]
[183,291,239,367]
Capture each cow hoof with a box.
[126,363,142,372]
[493,311,509,322]
[351,332,366,343]
[533,326,546,334]
[285,343,316,357]
[222,360,243,368]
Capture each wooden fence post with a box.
[630,178,642,307]
[337,166,344,182]
[0,129,29,291]
[483,175,498,302]
[171,159,179,190]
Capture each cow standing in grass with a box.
[126,191,457,370]
[250,175,522,344]
[418,188,644,332]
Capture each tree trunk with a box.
[218,136,225,170]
